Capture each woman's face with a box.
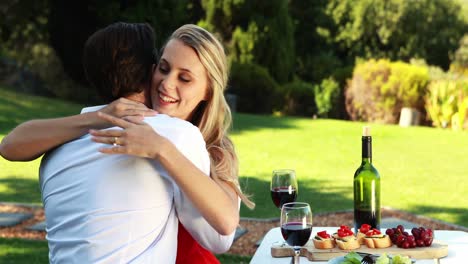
[151,39,209,121]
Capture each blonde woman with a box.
[1,24,254,263]
[91,24,255,263]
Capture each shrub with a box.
[425,79,468,129]
[280,80,316,116]
[314,77,340,118]
[228,62,280,114]
[345,59,429,123]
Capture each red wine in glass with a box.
[281,202,313,264]
[271,169,298,209]
[271,186,297,209]
[281,222,312,247]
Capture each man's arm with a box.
[0,99,156,161]
[0,113,102,161]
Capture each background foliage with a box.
[0,0,467,131]
[1,0,467,118]
[345,59,429,123]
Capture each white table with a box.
[250,227,468,264]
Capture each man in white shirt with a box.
[39,22,233,263]
[41,110,210,263]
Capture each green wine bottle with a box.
[353,126,381,232]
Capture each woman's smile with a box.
[158,90,179,104]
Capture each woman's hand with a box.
[100,98,158,119]
[90,113,240,236]
[89,112,169,159]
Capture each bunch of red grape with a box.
[385,225,433,249]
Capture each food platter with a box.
[271,240,448,261]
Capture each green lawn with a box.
[0,88,83,203]
[0,238,49,264]
[233,115,468,227]
[1,86,468,262]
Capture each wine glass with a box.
[271,169,298,209]
[280,202,313,264]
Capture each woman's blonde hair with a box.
[165,24,254,209]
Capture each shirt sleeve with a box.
[173,125,236,254]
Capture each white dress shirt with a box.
[40,105,234,263]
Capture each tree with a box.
[323,0,468,69]
[201,0,295,84]
[48,0,198,86]
[289,0,342,83]
[48,0,98,85]
[117,0,201,48]
[451,34,468,72]
[0,0,50,65]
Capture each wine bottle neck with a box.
[362,136,372,162]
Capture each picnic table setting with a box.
[251,226,467,264]
[251,127,468,264]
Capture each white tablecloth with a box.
[250,227,468,264]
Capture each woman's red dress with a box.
[176,221,221,264]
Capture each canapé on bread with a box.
[364,235,392,248]
[363,228,393,248]
[334,225,360,250]
[335,236,360,250]
[356,231,366,245]
[312,230,335,249]
[313,237,336,249]
[356,224,372,245]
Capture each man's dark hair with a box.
[83,22,156,102]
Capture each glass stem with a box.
[292,248,300,264]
